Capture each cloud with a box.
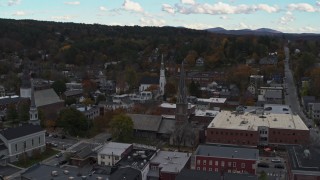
[99,6,107,11]
[51,15,73,21]
[64,1,80,5]
[122,0,143,13]
[181,0,195,5]
[278,11,294,25]
[184,23,212,30]
[8,0,20,6]
[257,4,279,13]
[162,4,175,14]
[317,1,320,6]
[173,2,279,15]
[299,26,317,32]
[238,22,249,29]
[288,3,316,12]
[12,10,26,16]
[220,15,228,20]
[139,17,165,26]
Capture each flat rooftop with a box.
[117,148,156,170]
[99,142,132,156]
[208,111,308,131]
[150,151,190,173]
[197,98,227,104]
[195,145,259,160]
[287,145,320,173]
[195,109,219,117]
[160,103,195,109]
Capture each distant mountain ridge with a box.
[206,27,282,35]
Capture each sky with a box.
[0,0,319,33]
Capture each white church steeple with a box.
[159,54,166,96]
[29,79,40,125]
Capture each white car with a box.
[271,158,281,163]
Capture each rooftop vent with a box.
[51,171,58,177]
[64,170,69,175]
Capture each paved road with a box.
[46,136,78,150]
[283,46,320,145]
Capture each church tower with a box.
[159,54,166,96]
[29,79,40,125]
[20,69,32,98]
[175,61,188,125]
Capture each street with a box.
[283,46,320,145]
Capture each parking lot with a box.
[46,134,78,150]
[257,156,287,179]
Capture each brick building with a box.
[206,111,309,147]
[191,145,259,175]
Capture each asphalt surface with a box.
[283,46,320,145]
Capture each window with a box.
[221,161,225,167]
[23,141,26,149]
[215,168,218,172]
[203,167,206,171]
[197,160,200,165]
[39,137,41,144]
[32,139,34,146]
[115,156,119,160]
[203,160,206,165]
[241,163,245,168]
[197,167,200,170]
[209,160,212,165]
[233,162,236,167]
[101,155,105,159]
[228,162,232,167]
[209,168,212,171]
[15,144,17,151]
[215,161,218,166]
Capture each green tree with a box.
[57,108,88,137]
[188,80,201,97]
[259,171,267,180]
[110,114,133,142]
[51,80,66,95]
[6,104,18,125]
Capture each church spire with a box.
[29,79,39,125]
[159,54,166,96]
[177,61,187,104]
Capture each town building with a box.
[191,145,259,175]
[72,104,100,120]
[0,85,5,97]
[206,110,309,146]
[308,103,320,123]
[176,169,258,180]
[159,103,195,117]
[97,142,132,166]
[0,124,46,163]
[287,145,320,180]
[148,150,190,180]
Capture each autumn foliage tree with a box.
[110,114,134,142]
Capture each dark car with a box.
[274,164,284,169]
[258,162,269,168]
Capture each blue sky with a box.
[0,0,319,33]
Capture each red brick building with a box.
[206,111,310,147]
[191,145,259,175]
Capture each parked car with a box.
[274,164,284,169]
[51,142,58,147]
[271,158,281,163]
[257,162,269,168]
[55,153,62,158]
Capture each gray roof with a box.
[150,151,190,173]
[264,90,282,99]
[98,142,132,156]
[21,164,109,180]
[127,114,162,132]
[176,169,257,180]
[195,145,259,160]
[157,118,175,134]
[0,124,44,140]
[35,88,64,107]
[311,103,320,111]
[110,167,141,180]
[287,145,320,172]
[64,89,83,97]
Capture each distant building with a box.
[139,76,159,92]
[191,145,259,175]
[176,169,258,180]
[148,151,191,180]
[72,104,100,120]
[0,85,5,97]
[308,103,320,123]
[206,110,309,146]
[97,142,132,166]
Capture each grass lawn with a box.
[14,148,59,168]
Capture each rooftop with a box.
[287,145,320,173]
[99,142,132,156]
[195,144,259,160]
[150,151,190,173]
[197,98,227,104]
[117,148,156,170]
[0,124,44,140]
[127,114,162,132]
[35,88,64,107]
[176,169,258,180]
[160,103,195,109]
[21,164,108,180]
[208,111,308,131]
[195,109,219,117]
